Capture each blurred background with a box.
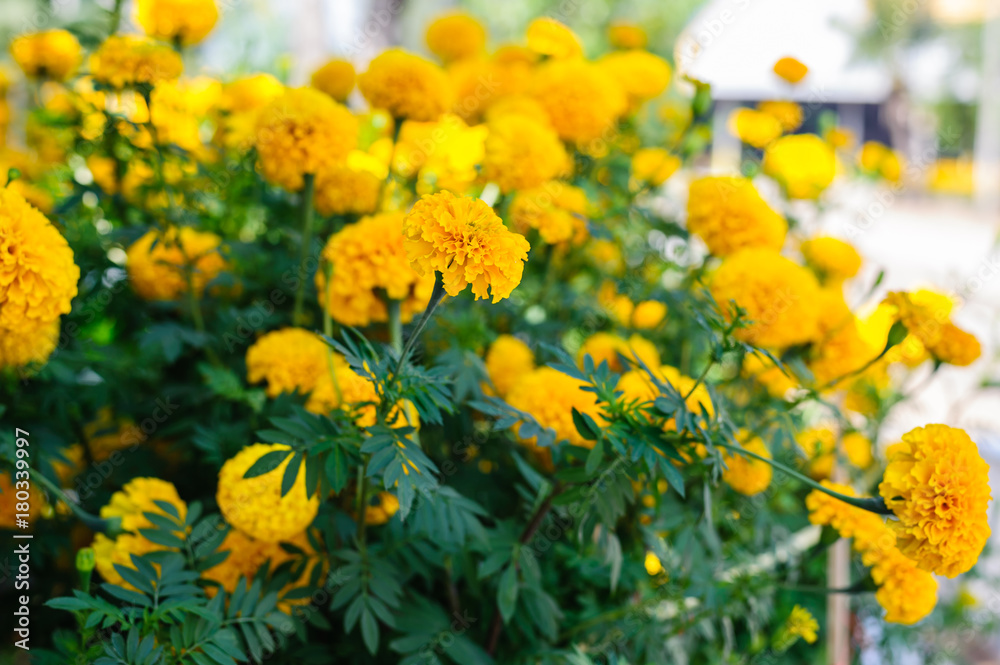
[1,0,999,661]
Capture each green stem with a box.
[355,458,370,547]
[714,443,892,515]
[108,0,124,36]
[322,263,343,405]
[393,272,446,378]
[378,119,404,212]
[683,357,715,401]
[31,472,121,535]
[292,173,317,326]
[387,299,403,354]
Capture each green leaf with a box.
[885,319,909,351]
[243,450,291,479]
[571,407,600,441]
[325,446,350,494]
[360,606,379,655]
[497,565,518,624]
[281,452,303,498]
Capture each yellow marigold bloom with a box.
[742,352,797,398]
[531,59,627,144]
[686,176,786,256]
[632,300,667,330]
[217,443,320,543]
[644,551,664,575]
[616,364,714,433]
[0,319,59,369]
[313,161,382,217]
[782,605,819,644]
[246,328,330,398]
[365,492,400,525]
[526,17,583,59]
[578,332,659,373]
[865,543,938,625]
[485,334,535,398]
[727,108,782,149]
[317,212,435,326]
[631,148,681,187]
[796,427,835,480]
[597,281,634,327]
[800,237,861,284]
[0,187,79,334]
[509,181,589,246]
[773,56,808,84]
[608,23,647,50]
[202,529,313,595]
[928,322,981,366]
[255,87,358,191]
[446,52,535,123]
[10,30,82,81]
[879,424,992,578]
[824,126,855,149]
[126,226,227,301]
[597,50,672,108]
[403,191,530,302]
[358,49,453,122]
[305,364,375,423]
[807,319,878,387]
[843,431,873,469]
[90,36,183,89]
[805,481,889,551]
[93,532,165,589]
[482,114,568,193]
[310,59,356,102]
[859,141,904,183]
[757,100,803,132]
[763,134,836,200]
[882,291,947,349]
[483,95,549,126]
[710,248,821,348]
[425,13,487,63]
[100,477,187,533]
[721,431,772,496]
[136,0,218,45]
[506,366,603,450]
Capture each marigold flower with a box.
[824,127,855,149]
[800,237,861,284]
[425,13,487,63]
[757,100,802,132]
[358,49,453,122]
[608,23,647,50]
[217,443,320,543]
[530,59,627,144]
[597,50,672,107]
[312,161,383,216]
[255,87,358,191]
[0,319,59,369]
[100,477,187,533]
[644,551,664,575]
[10,30,82,81]
[865,544,938,625]
[632,300,668,330]
[90,36,184,89]
[403,191,530,302]
[482,114,569,193]
[781,605,819,644]
[246,328,330,398]
[578,332,659,373]
[773,56,808,84]
[509,181,589,245]
[843,431,873,469]
[483,95,549,125]
[742,353,798,398]
[82,408,142,463]
[721,431,772,496]
[807,319,879,387]
[317,212,435,326]
[506,366,603,450]
[213,73,284,150]
[126,226,227,301]
[150,77,222,153]
[631,148,681,187]
[686,177,786,256]
[446,53,536,123]
[879,424,992,577]
[310,59,356,102]
[928,322,981,367]
[202,529,314,596]
[525,17,583,59]
[727,108,782,149]
[136,0,219,45]
[0,187,79,334]
[859,141,904,183]
[762,134,836,200]
[710,248,821,348]
[485,334,535,398]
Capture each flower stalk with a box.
[292,172,317,326]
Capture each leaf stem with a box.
[292,172,317,326]
[392,272,446,378]
[387,299,403,354]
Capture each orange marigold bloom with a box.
[90,36,183,89]
[686,176,786,256]
[721,431,772,496]
[879,424,992,578]
[402,191,530,302]
[927,322,981,366]
[358,49,454,122]
[310,59,356,102]
[578,332,659,373]
[506,366,603,450]
[10,30,82,81]
[762,134,836,200]
[597,50,672,107]
[616,364,714,433]
[509,181,589,246]
[425,13,487,63]
[246,328,330,398]
[757,100,803,132]
[773,56,808,84]
[126,226,227,301]
[800,237,861,284]
[484,334,535,398]
[135,0,219,46]
[727,108,782,149]
[482,114,568,193]
[631,148,681,187]
[608,23,647,50]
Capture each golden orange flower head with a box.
[402,191,530,302]
[757,100,803,133]
[100,477,187,533]
[136,0,219,45]
[217,443,320,543]
[773,56,808,84]
[781,605,819,644]
[485,334,535,398]
[10,30,82,81]
[928,322,981,366]
[807,318,879,388]
[631,148,681,187]
[425,13,487,63]
[482,114,569,193]
[762,134,836,200]
[506,366,604,450]
[525,17,583,59]
[608,23,647,50]
[201,529,313,596]
[631,300,668,330]
[509,181,589,246]
[530,59,627,144]
[93,531,166,589]
[246,327,330,398]
[310,59,356,102]
[616,364,714,433]
[312,159,383,217]
[879,424,992,578]
[0,319,59,370]
[866,545,938,625]
[126,226,227,301]
[721,431,772,496]
[254,87,358,191]
[597,50,672,108]
[727,108,783,149]
[800,236,861,284]
[686,176,786,256]
[317,212,435,326]
[90,36,184,89]
[358,49,454,122]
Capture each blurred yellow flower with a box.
[100,477,187,533]
[246,327,330,398]
[859,141,904,183]
[763,134,836,199]
[631,148,680,187]
[757,100,803,132]
[728,108,782,148]
[781,605,819,644]
[506,366,603,449]
[686,176,786,256]
[10,30,81,81]
[126,226,227,301]
[485,334,535,398]
[796,427,835,480]
[510,181,589,245]
[531,59,627,144]
[359,49,454,121]
[136,0,219,45]
[482,114,568,193]
[0,319,59,370]
[843,431,873,469]
[608,23,647,50]
[90,36,184,89]
[800,237,861,284]
[773,56,808,84]
[526,17,583,59]
[597,50,672,107]
[310,59,356,102]
[644,551,663,575]
[425,13,487,63]
[721,431,772,496]
[579,332,659,372]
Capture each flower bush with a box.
[0,6,995,665]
